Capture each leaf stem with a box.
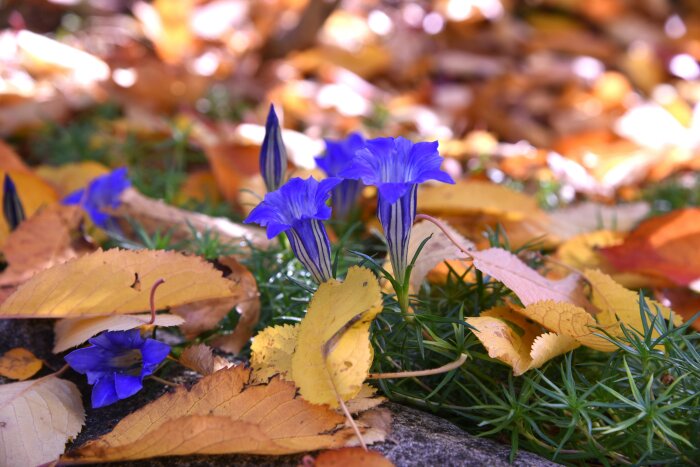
[368,353,468,380]
[148,278,166,325]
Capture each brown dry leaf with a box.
[0,374,84,466]
[343,385,386,415]
[600,208,700,287]
[515,301,617,352]
[202,257,261,354]
[64,366,388,462]
[179,344,233,375]
[468,247,593,313]
[547,201,650,240]
[0,140,30,173]
[466,307,580,375]
[175,170,222,205]
[53,313,185,353]
[0,169,58,246]
[654,288,700,332]
[0,347,42,380]
[0,249,236,318]
[36,161,110,197]
[0,205,92,288]
[250,323,299,384]
[313,447,394,467]
[115,188,271,250]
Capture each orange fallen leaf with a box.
[0,140,30,173]
[654,288,700,332]
[600,208,700,287]
[313,447,394,467]
[179,343,233,375]
[64,366,389,462]
[0,347,42,380]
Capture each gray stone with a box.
[1,319,557,466]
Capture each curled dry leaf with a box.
[0,249,236,318]
[250,323,299,384]
[469,247,594,313]
[0,205,93,288]
[200,257,261,354]
[515,301,617,352]
[64,366,389,462]
[466,307,579,376]
[292,266,383,408]
[179,343,233,375]
[53,313,185,353]
[0,347,43,380]
[0,374,84,466]
[114,187,271,250]
[313,447,394,467]
[600,208,700,287]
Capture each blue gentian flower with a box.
[260,104,288,192]
[64,329,170,408]
[315,132,365,219]
[3,174,25,231]
[244,177,341,283]
[62,167,130,229]
[340,137,454,287]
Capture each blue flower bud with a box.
[260,104,288,193]
[3,174,25,231]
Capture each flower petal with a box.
[113,373,143,399]
[91,375,120,408]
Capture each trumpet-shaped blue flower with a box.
[245,177,340,283]
[64,329,170,408]
[63,167,130,229]
[3,174,25,230]
[340,137,454,287]
[260,104,288,192]
[315,132,365,219]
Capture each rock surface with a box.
[1,319,557,466]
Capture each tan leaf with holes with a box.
[53,313,184,353]
[0,375,84,466]
[64,366,389,462]
[0,249,236,318]
[179,344,233,375]
[0,347,42,380]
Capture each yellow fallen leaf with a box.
[0,347,42,380]
[53,313,185,353]
[0,170,58,246]
[36,161,110,197]
[179,343,233,375]
[250,323,299,384]
[0,205,92,288]
[515,301,617,352]
[0,374,84,466]
[466,307,579,375]
[469,248,593,312]
[0,249,236,318]
[291,266,383,408]
[585,269,683,338]
[64,366,388,462]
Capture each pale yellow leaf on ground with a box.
[548,201,650,240]
[291,266,382,407]
[404,219,474,291]
[36,161,110,197]
[0,347,42,380]
[64,366,388,462]
[314,447,394,467]
[250,323,299,384]
[469,247,593,312]
[467,307,580,375]
[53,313,185,353]
[0,375,84,466]
[344,384,386,415]
[0,249,236,318]
[0,205,93,288]
[585,269,683,337]
[179,344,233,376]
[516,300,617,352]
